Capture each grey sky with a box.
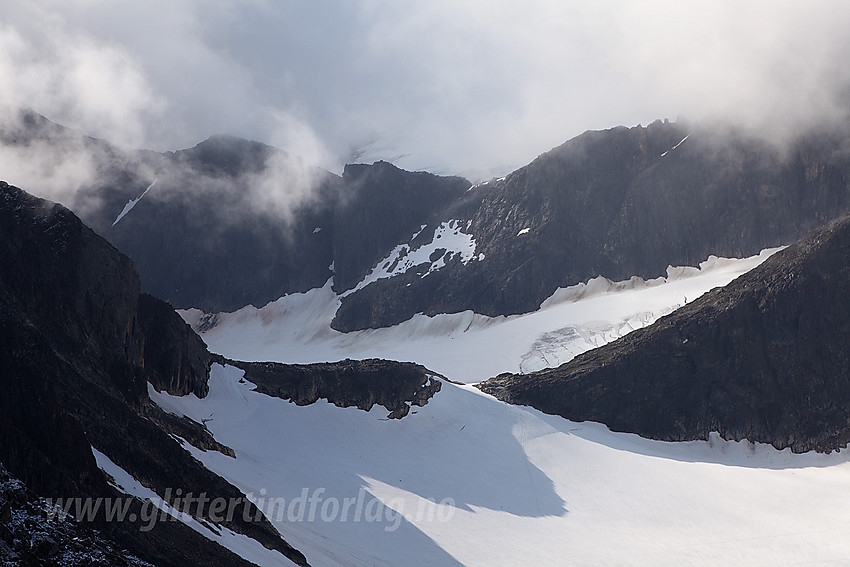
[2,1,849,179]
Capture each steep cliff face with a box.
[138,293,210,397]
[0,182,308,566]
[0,179,211,399]
[479,213,850,454]
[601,123,850,277]
[333,120,850,330]
[0,180,145,396]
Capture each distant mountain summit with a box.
[333,119,850,330]
[6,111,850,331]
[479,212,850,453]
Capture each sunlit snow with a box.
[149,364,850,567]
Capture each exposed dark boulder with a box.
[478,213,850,453]
[0,463,155,566]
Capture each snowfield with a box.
[149,364,850,567]
[184,248,782,383]
[162,246,850,566]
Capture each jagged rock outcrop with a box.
[0,464,154,566]
[478,213,850,453]
[0,181,308,566]
[226,357,442,419]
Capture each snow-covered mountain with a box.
[332,119,850,330]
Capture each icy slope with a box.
[186,248,780,383]
[151,364,850,567]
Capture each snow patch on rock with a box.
[346,220,481,295]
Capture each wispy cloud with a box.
[0,6,159,148]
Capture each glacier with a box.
[183,248,782,383]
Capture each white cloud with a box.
[1,0,850,180]
[0,6,160,148]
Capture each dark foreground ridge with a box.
[224,357,442,419]
[0,181,308,566]
[479,214,850,453]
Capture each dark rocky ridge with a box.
[478,213,850,453]
[333,119,850,330]
[225,357,442,419]
[0,181,308,566]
